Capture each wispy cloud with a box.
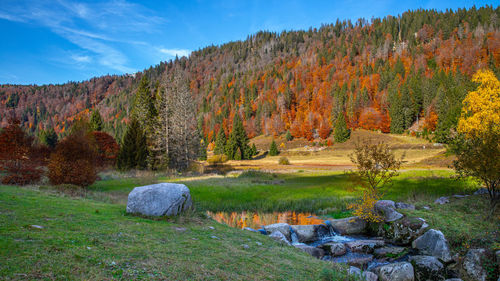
[0,0,173,74]
[159,48,191,58]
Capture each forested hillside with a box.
[1,6,499,143]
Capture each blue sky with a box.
[0,0,496,85]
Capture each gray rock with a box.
[345,239,385,254]
[412,229,452,263]
[320,242,347,256]
[409,255,445,281]
[396,202,416,210]
[349,266,379,281]
[377,262,415,281]
[375,200,404,222]
[126,183,192,216]
[463,249,487,281]
[423,206,431,210]
[294,244,324,259]
[434,197,449,205]
[210,235,219,239]
[444,279,462,281]
[290,224,324,243]
[374,246,407,258]
[256,241,262,246]
[29,225,44,229]
[349,266,362,277]
[269,230,290,245]
[473,188,488,195]
[452,195,466,198]
[364,271,379,281]
[264,223,291,241]
[376,217,429,246]
[331,253,374,269]
[328,216,367,235]
[242,244,249,249]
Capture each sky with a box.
[0,0,497,85]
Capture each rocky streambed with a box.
[239,200,498,281]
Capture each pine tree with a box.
[285,130,293,141]
[334,113,350,143]
[225,114,250,160]
[250,143,257,156]
[90,109,104,132]
[269,139,279,156]
[39,128,58,149]
[214,129,227,155]
[117,119,148,170]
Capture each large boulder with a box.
[126,183,192,216]
[409,255,445,281]
[320,242,347,256]
[374,246,407,259]
[264,223,291,241]
[349,267,379,281]
[412,229,452,263]
[294,244,324,259]
[376,262,415,281]
[290,224,327,243]
[345,239,385,254]
[374,217,429,245]
[463,249,487,281]
[328,216,367,235]
[375,200,404,222]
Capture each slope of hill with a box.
[1,6,499,143]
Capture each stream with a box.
[208,211,411,270]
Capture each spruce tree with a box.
[285,130,293,141]
[269,139,279,156]
[250,143,257,156]
[334,113,350,143]
[90,109,104,131]
[225,114,250,160]
[39,128,58,149]
[214,129,227,155]
[117,119,148,170]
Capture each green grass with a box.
[85,169,478,214]
[0,185,350,280]
[401,195,500,253]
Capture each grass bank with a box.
[0,185,350,280]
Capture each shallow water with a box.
[207,211,325,229]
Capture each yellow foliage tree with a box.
[457,69,500,138]
[453,69,500,216]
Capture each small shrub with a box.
[278,157,290,165]
[207,154,228,166]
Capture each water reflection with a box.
[207,211,325,229]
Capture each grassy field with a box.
[87,169,476,214]
[0,185,352,280]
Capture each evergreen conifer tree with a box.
[214,129,227,155]
[334,113,351,143]
[90,109,104,131]
[250,143,257,156]
[39,128,58,149]
[225,114,250,160]
[285,130,293,141]
[117,119,148,170]
[269,139,279,156]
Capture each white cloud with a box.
[71,54,91,63]
[159,48,191,58]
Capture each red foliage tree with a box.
[92,131,120,168]
[0,119,44,185]
[318,119,332,139]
